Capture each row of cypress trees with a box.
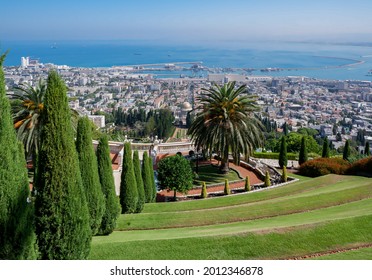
[120,146,157,214]
[0,58,120,259]
[0,53,36,259]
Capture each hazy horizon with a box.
[1,0,372,44]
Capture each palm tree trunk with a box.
[220,149,229,174]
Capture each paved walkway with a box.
[157,159,263,201]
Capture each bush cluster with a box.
[346,157,372,177]
[298,157,349,177]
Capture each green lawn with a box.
[90,215,372,260]
[193,164,241,186]
[311,247,372,260]
[89,174,372,260]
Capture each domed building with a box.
[179,102,192,125]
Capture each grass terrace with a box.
[90,174,372,260]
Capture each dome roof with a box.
[181,102,192,111]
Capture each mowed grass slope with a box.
[90,175,372,260]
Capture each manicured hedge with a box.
[253,152,298,160]
[298,158,350,177]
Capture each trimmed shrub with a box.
[76,117,105,235]
[264,171,271,187]
[281,166,288,182]
[133,150,145,213]
[244,176,251,192]
[224,179,231,195]
[35,71,91,259]
[346,157,372,177]
[96,135,121,236]
[298,157,349,177]
[0,53,36,260]
[253,152,298,160]
[201,182,207,198]
[120,142,138,213]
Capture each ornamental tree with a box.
[157,155,193,201]
[279,136,288,168]
[142,151,153,203]
[76,117,105,235]
[133,150,145,213]
[298,136,308,165]
[96,135,121,235]
[120,142,138,213]
[322,137,330,158]
[34,71,91,259]
[0,53,36,260]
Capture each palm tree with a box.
[11,79,46,158]
[188,81,263,173]
[11,79,79,159]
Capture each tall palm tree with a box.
[188,81,263,173]
[11,79,46,158]
[11,79,79,159]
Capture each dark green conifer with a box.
[322,137,330,158]
[96,135,121,235]
[35,71,91,259]
[0,53,36,260]
[365,141,370,156]
[120,142,138,213]
[76,117,105,235]
[343,139,351,161]
[279,136,288,168]
[142,151,153,203]
[148,155,157,202]
[133,150,145,213]
[299,136,308,165]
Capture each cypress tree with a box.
[343,139,351,161]
[365,141,370,156]
[133,150,145,213]
[279,136,288,168]
[264,171,271,187]
[322,137,330,158]
[281,166,288,182]
[0,53,36,260]
[298,136,308,165]
[201,182,207,198]
[96,135,121,235]
[35,71,91,259]
[244,176,251,192]
[76,117,105,235]
[224,179,231,195]
[120,142,138,213]
[148,155,157,202]
[142,151,153,203]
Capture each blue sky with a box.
[1,0,372,42]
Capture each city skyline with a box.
[1,0,372,43]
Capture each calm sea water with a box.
[1,40,372,81]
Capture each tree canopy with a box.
[188,82,263,173]
[157,155,194,200]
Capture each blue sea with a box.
[1,40,372,81]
